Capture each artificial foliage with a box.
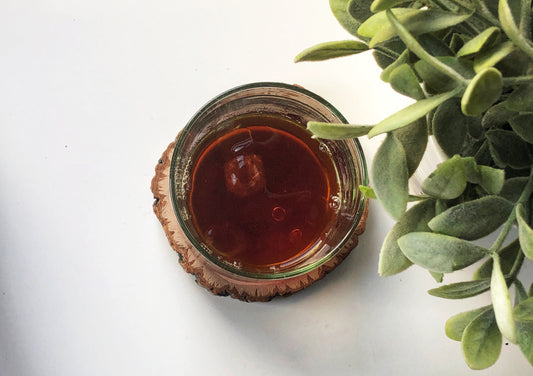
[296,0,533,369]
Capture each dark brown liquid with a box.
[189,114,338,270]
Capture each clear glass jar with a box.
[170,82,367,280]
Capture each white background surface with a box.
[1,1,531,375]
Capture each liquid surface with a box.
[189,114,338,269]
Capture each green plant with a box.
[296,0,533,369]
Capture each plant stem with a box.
[503,75,533,86]
[386,10,468,85]
[489,167,533,256]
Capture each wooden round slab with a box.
[151,140,368,302]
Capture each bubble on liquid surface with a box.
[205,222,247,258]
[271,206,286,222]
[224,153,265,197]
[329,195,341,211]
[289,228,302,244]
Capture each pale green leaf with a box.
[478,166,505,194]
[462,309,502,370]
[432,99,468,157]
[499,0,533,60]
[509,113,533,143]
[371,0,409,12]
[517,321,533,365]
[422,155,467,199]
[486,129,532,169]
[380,49,410,82]
[505,84,533,112]
[307,122,373,139]
[385,10,467,84]
[371,133,409,219]
[516,279,529,305]
[392,118,427,176]
[378,199,436,276]
[429,279,491,299]
[367,89,460,138]
[430,271,444,282]
[499,177,529,202]
[473,239,520,280]
[491,255,517,343]
[445,306,491,341]
[514,297,533,322]
[358,8,418,38]
[473,41,516,73]
[398,232,489,273]
[461,68,503,117]
[517,204,533,260]
[415,57,475,93]
[389,64,425,100]
[359,185,377,199]
[428,196,513,240]
[456,27,501,58]
[367,9,471,47]
[294,40,369,62]
[330,0,370,37]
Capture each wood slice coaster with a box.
[151,140,368,302]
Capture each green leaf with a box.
[517,320,533,365]
[359,185,377,199]
[422,155,467,199]
[445,306,491,341]
[371,133,409,219]
[294,40,369,62]
[456,26,501,58]
[367,89,461,138]
[505,83,533,112]
[414,57,474,93]
[486,129,532,169]
[378,199,436,276]
[330,0,370,37]
[380,49,410,82]
[385,10,467,85]
[307,122,373,139]
[358,8,419,38]
[473,41,516,73]
[500,177,529,202]
[499,0,533,60]
[432,99,468,157]
[518,285,533,364]
[389,64,425,100]
[491,254,517,343]
[429,279,491,299]
[516,279,529,305]
[509,113,533,143]
[365,9,471,47]
[478,166,505,194]
[462,157,481,183]
[462,308,502,370]
[392,118,427,176]
[370,0,409,12]
[473,239,520,280]
[372,39,407,69]
[398,232,489,273]
[517,204,533,260]
[430,271,444,282]
[428,195,514,240]
[514,297,533,322]
[481,101,516,129]
[461,68,503,117]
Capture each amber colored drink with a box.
[189,114,339,270]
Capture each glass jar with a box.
[170,82,367,280]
